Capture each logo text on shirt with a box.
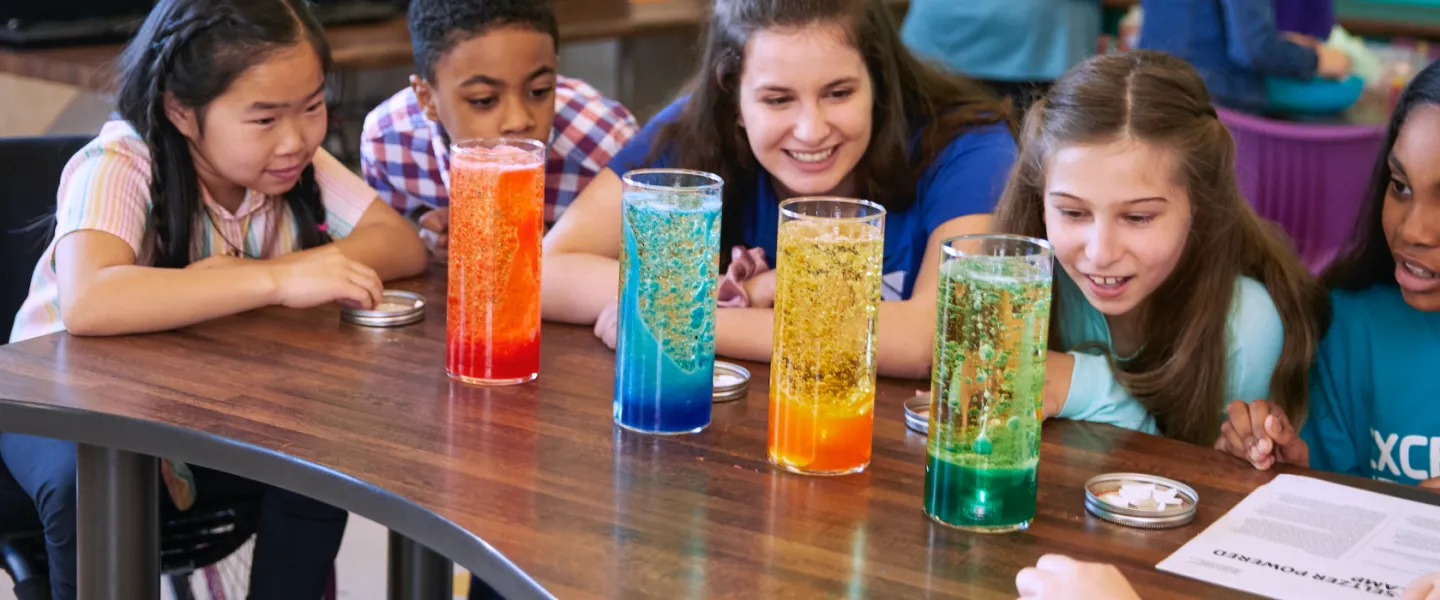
[1369,429,1440,481]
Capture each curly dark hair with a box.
[408,0,559,82]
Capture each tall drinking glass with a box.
[925,234,1054,532]
[613,169,723,434]
[446,138,545,386]
[768,198,885,475]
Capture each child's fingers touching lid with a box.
[347,261,383,308]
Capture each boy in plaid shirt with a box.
[361,0,639,262]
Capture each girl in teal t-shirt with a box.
[992,51,1327,446]
[1217,60,1440,486]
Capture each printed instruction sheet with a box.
[1158,475,1440,599]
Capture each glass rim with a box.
[777,196,886,222]
[621,168,724,192]
[450,136,547,157]
[941,233,1054,259]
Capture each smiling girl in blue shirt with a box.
[540,0,1017,379]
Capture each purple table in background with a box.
[1218,107,1386,272]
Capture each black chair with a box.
[0,135,91,339]
[0,135,261,599]
[0,463,46,600]
[0,134,92,599]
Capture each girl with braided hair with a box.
[4,0,426,597]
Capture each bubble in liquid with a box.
[974,436,993,455]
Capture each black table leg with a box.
[388,530,453,600]
[76,445,158,600]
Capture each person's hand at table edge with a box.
[1016,554,1140,600]
[594,299,619,349]
[1214,400,1309,470]
[1403,572,1440,600]
[418,206,450,264]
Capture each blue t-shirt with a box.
[1302,286,1440,486]
[607,98,1016,300]
[1055,272,1284,434]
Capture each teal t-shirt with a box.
[1302,286,1440,486]
[1054,272,1285,434]
[900,0,1102,82]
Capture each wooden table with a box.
[1,270,1435,599]
[0,0,913,93]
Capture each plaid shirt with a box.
[360,76,639,223]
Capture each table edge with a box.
[0,397,555,600]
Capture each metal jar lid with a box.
[1084,473,1198,529]
[713,361,750,403]
[341,290,426,328]
[904,392,930,434]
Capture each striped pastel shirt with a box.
[9,121,377,343]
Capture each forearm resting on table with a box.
[541,253,620,324]
[61,264,281,336]
[716,299,937,380]
[323,222,426,281]
[1042,351,1076,419]
[717,308,776,363]
[209,220,424,280]
[875,299,938,380]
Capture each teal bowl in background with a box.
[1266,75,1366,115]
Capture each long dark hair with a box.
[114,0,332,268]
[1325,60,1440,290]
[650,0,1011,253]
[993,52,1327,445]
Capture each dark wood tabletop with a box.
[0,269,1435,599]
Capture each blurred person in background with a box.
[901,0,1102,114]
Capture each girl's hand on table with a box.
[1016,554,1140,600]
[594,300,619,350]
[1403,572,1440,600]
[1214,400,1309,470]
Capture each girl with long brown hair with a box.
[541,0,1015,378]
[993,51,1327,446]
